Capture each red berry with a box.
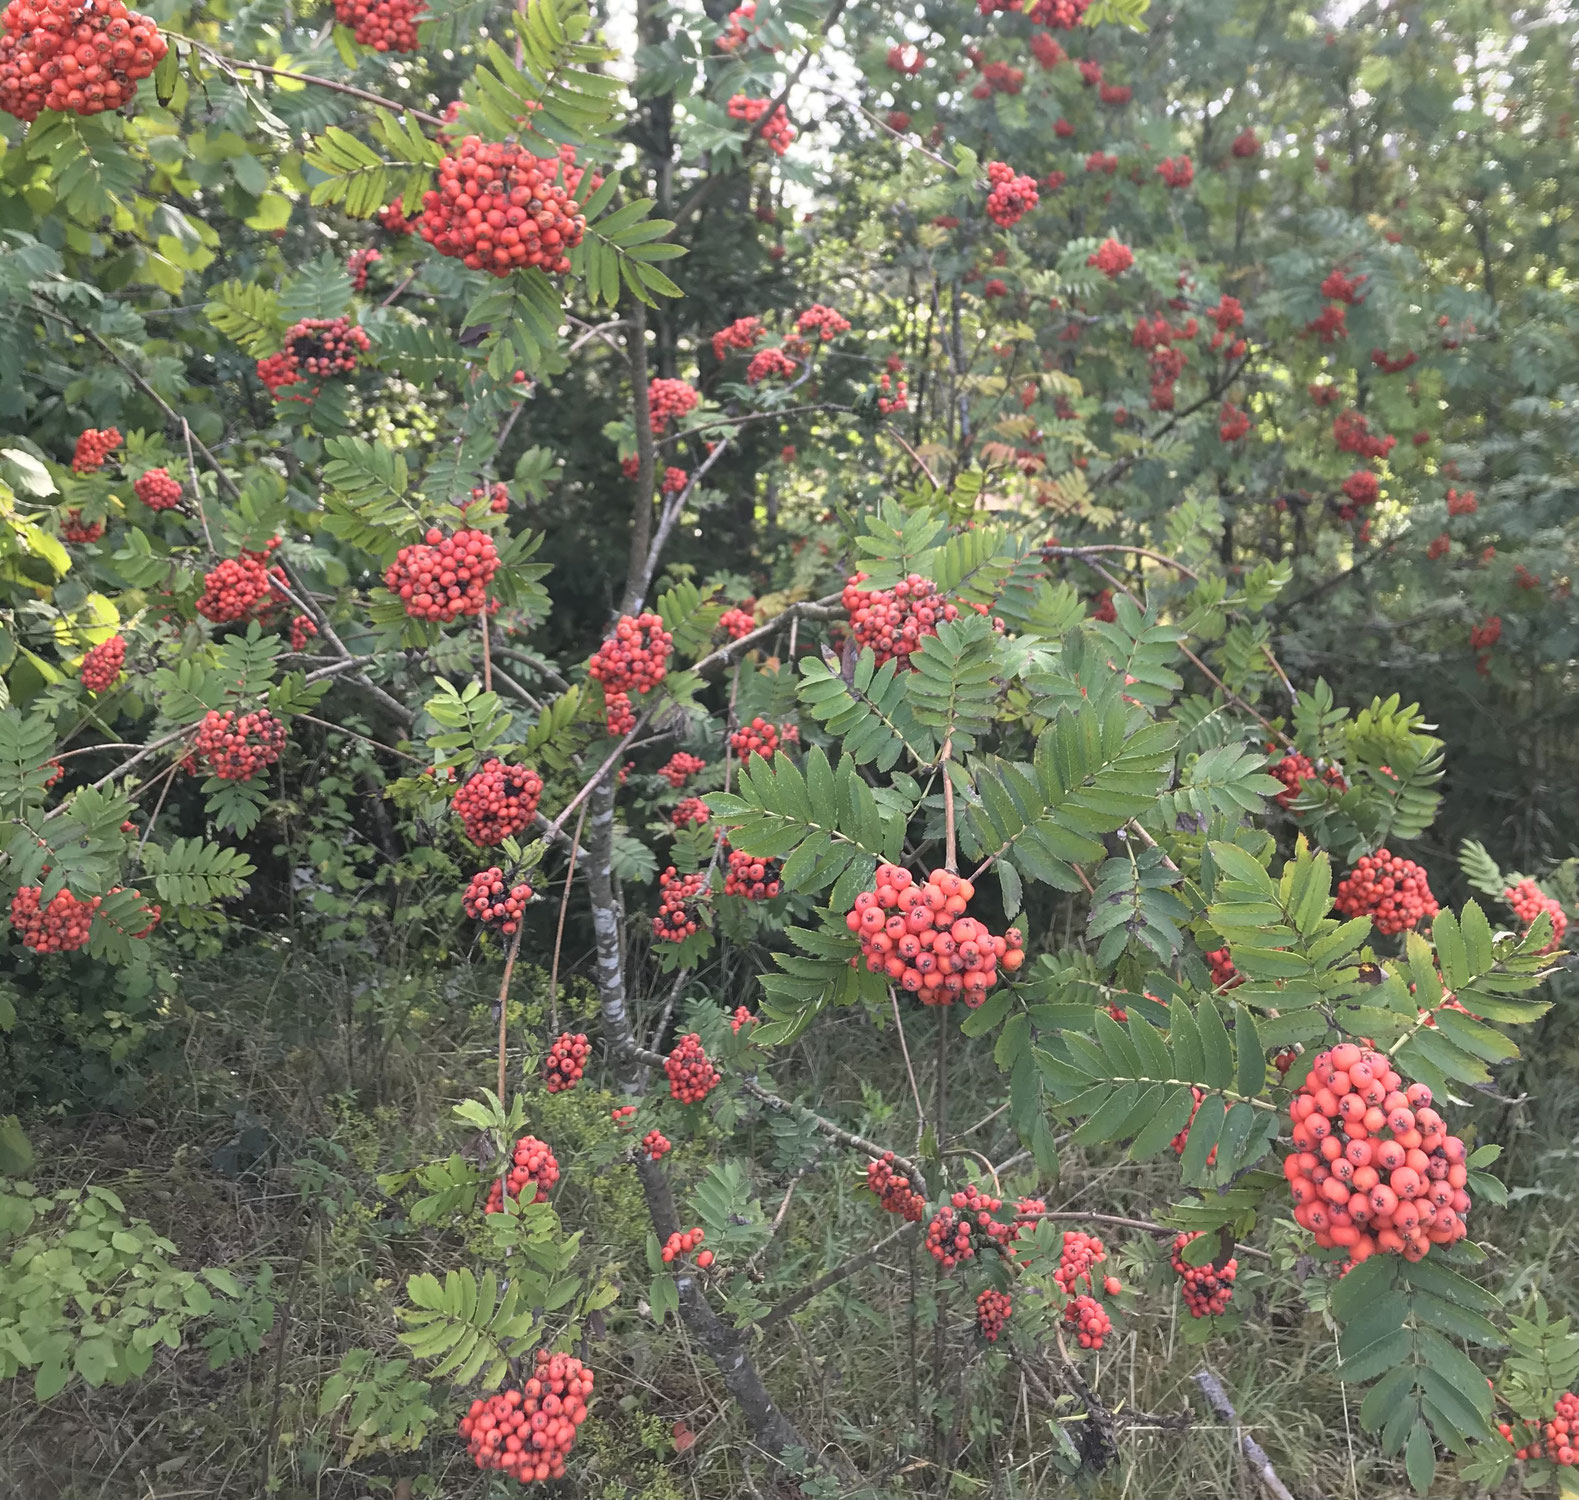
[663,1032,719,1103]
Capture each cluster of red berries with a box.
[1084,149,1118,175]
[61,509,104,543]
[1333,850,1438,936]
[841,571,959,669]
[886,42,923,74]
[642,1128,670,1160]
[1029,30,1065,67]
[729,717,787,762]
[1470,616,1501,653]
[746,346,798,385]
[1171,1087,1218,1165]
[1269,751,1346,809]
[1156,154,1195,187]
[611,1104,636,1129]
[347,246,382,291]
[983,161,1039,229]
[589,613,672,695]
[385,527,500,623]
[876,372,909,414]
[78,632,124,692]
[978,0,1088,25]
[420,138,596,278]
[1504,878,1567,952]
[9,883,99,952]
[543,1031,589,1092]
[1230,128,1260,158]
[1053,1229,1106,1295]
[796,303,851,341]
[660,752,705,788]
[716,0,755,51]
[469,481,510,514]
[724,848,781,900]
[718,603,755,640]
[133,466,181,509]
[1446,486,1477,516]
[378,197,414,234]
[671,796,710,830]
[1088,238,1134,277]
[1286,1045,1472,1268]
[1171,1231,1237,1316]
[194,708,286,782]
[647,378,698,434]
[925,1187,1017,1270]
[976,1288,1012,1342]
[484,1135,560,1213]
[1308,381,1341,407]
[730,1006,756,1032]
[1063,1293,1112,1349]
[457,1350,592,1484]
[1320,266,1367,303]
[0,0,165,122]
[1218,403,1251,442]
[280,317,373,394]
[197,542,287,625]
[660,1226,712,1267]
[846,864,1025,1007]
[1340,470,1380,511]
[1426,533,1451,561]
[1205,947,1241,990]
[453,760,543,846]
[462,867,533,934]
[70,426,121,473]
[1501,1392,1579,1466]
[289,614,317,651]
[710,315,763,362]
[728,94,794,154]
[1077,59,1102,85]
[333,0,422,51]
[660,466,687,496]
[865,1152,926,1221]
[1332,409,1396,461]
[654,867,706,943]
[664,1032,720,1102]
[1100,81,1132,104]
[1306,303,1348,342]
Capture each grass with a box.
[1,936,1575,1500]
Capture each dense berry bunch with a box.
[1470,616,1502,652]
[255,351,299,397]
[1171,1232,1237,1316]
[78,633,125,692]
[287,317,371,383]
[976,1288,1012,1342]
[1099,81,1131,104]
[1446,486,1478,516]
[925,1184,1019,1269]
[710,315,763,361]
[458,1350,592,1484]
[846,864,1025,1007]
[462,867,533,934]
[1549,1393,1579,1465]
[653,867,706,944]
[716,0,754,49]
[1320,267,1367,303]
[68,427,120,473]
[1332,409,1396,460]
[1230,128,1260,158]
[724,848,781,900]
[1084,149,1117,174]
[61,510,104,543]
[642,1128,671,1160]
[730,1006,756,1032]
[418,138,591,277]
[1340,470,1380,511]
[133,466,181,509]
[1156,154,1194,187]
[660,1226,706,1263]
[1218,403,1251,441]
[659,752,706,788]
[886,42,924,73]
[1205,947,1241,990]
[333,0,422,51]
[610,1104,636,1128]
[0,0,165,122]
[9,883,99,952]
[194,708,286,781]
[841,571,958,669]
[1334,850,1438,935]
[1306,303,1348,342]
[347,246,382,290]
[718,603,756,639]
[1087,237,1134,277]
[727,93,793,153]
[1053,1230,1106,1295]
[664,1032,720,1102]
[378,197,414,234]
[589,613,672,696]
[484,1135,560,1212]
[196,541,285,625]
[1063,1293,1111,1349]
[385,527,500,622]
[453,760,543,846]
[984,161,1039,228]
[865,1153,926,1220]
[746,346,797,384]
[647,378,698,434]
[876,373,909,414]
[543,1031,589,1092]
[796,303,851,341]
[289,614,317,651]
[671,796,710,830]
[1504,879,1567,952]
[1285,1044,1471,1268]
[1426,533,1450,560]
[1029,31,1065,67]
[469,481,510,514]
[660,466,687,496]
[602,690,635,737]
[729,716,783,762]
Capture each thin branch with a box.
[1042,543,1200,582]
[756,1222,918,1330]
[1191,1368,1298,1500]
[546,801,588,1034]
[495,922,526,1104]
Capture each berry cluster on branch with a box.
[452,760,544,847]
[663,1032,719,1103]
[194,708,286,782]
[0,0,165,122]
[384,528,500,623]
[484,1135,560,1212]
[462,867,533,934]
[1171,1231,1237,1316]
[1333,850,1439,935]
[457,1350,592,1483]
[865,1152,925,1221]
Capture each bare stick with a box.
[495,922,526,1104]
[756,1222,918,1330]
[546,801,588,1034]
[481,608,493,695]
[889,986,927,1147]
[941,736,957,873]
[1191,1368,1298,1500]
